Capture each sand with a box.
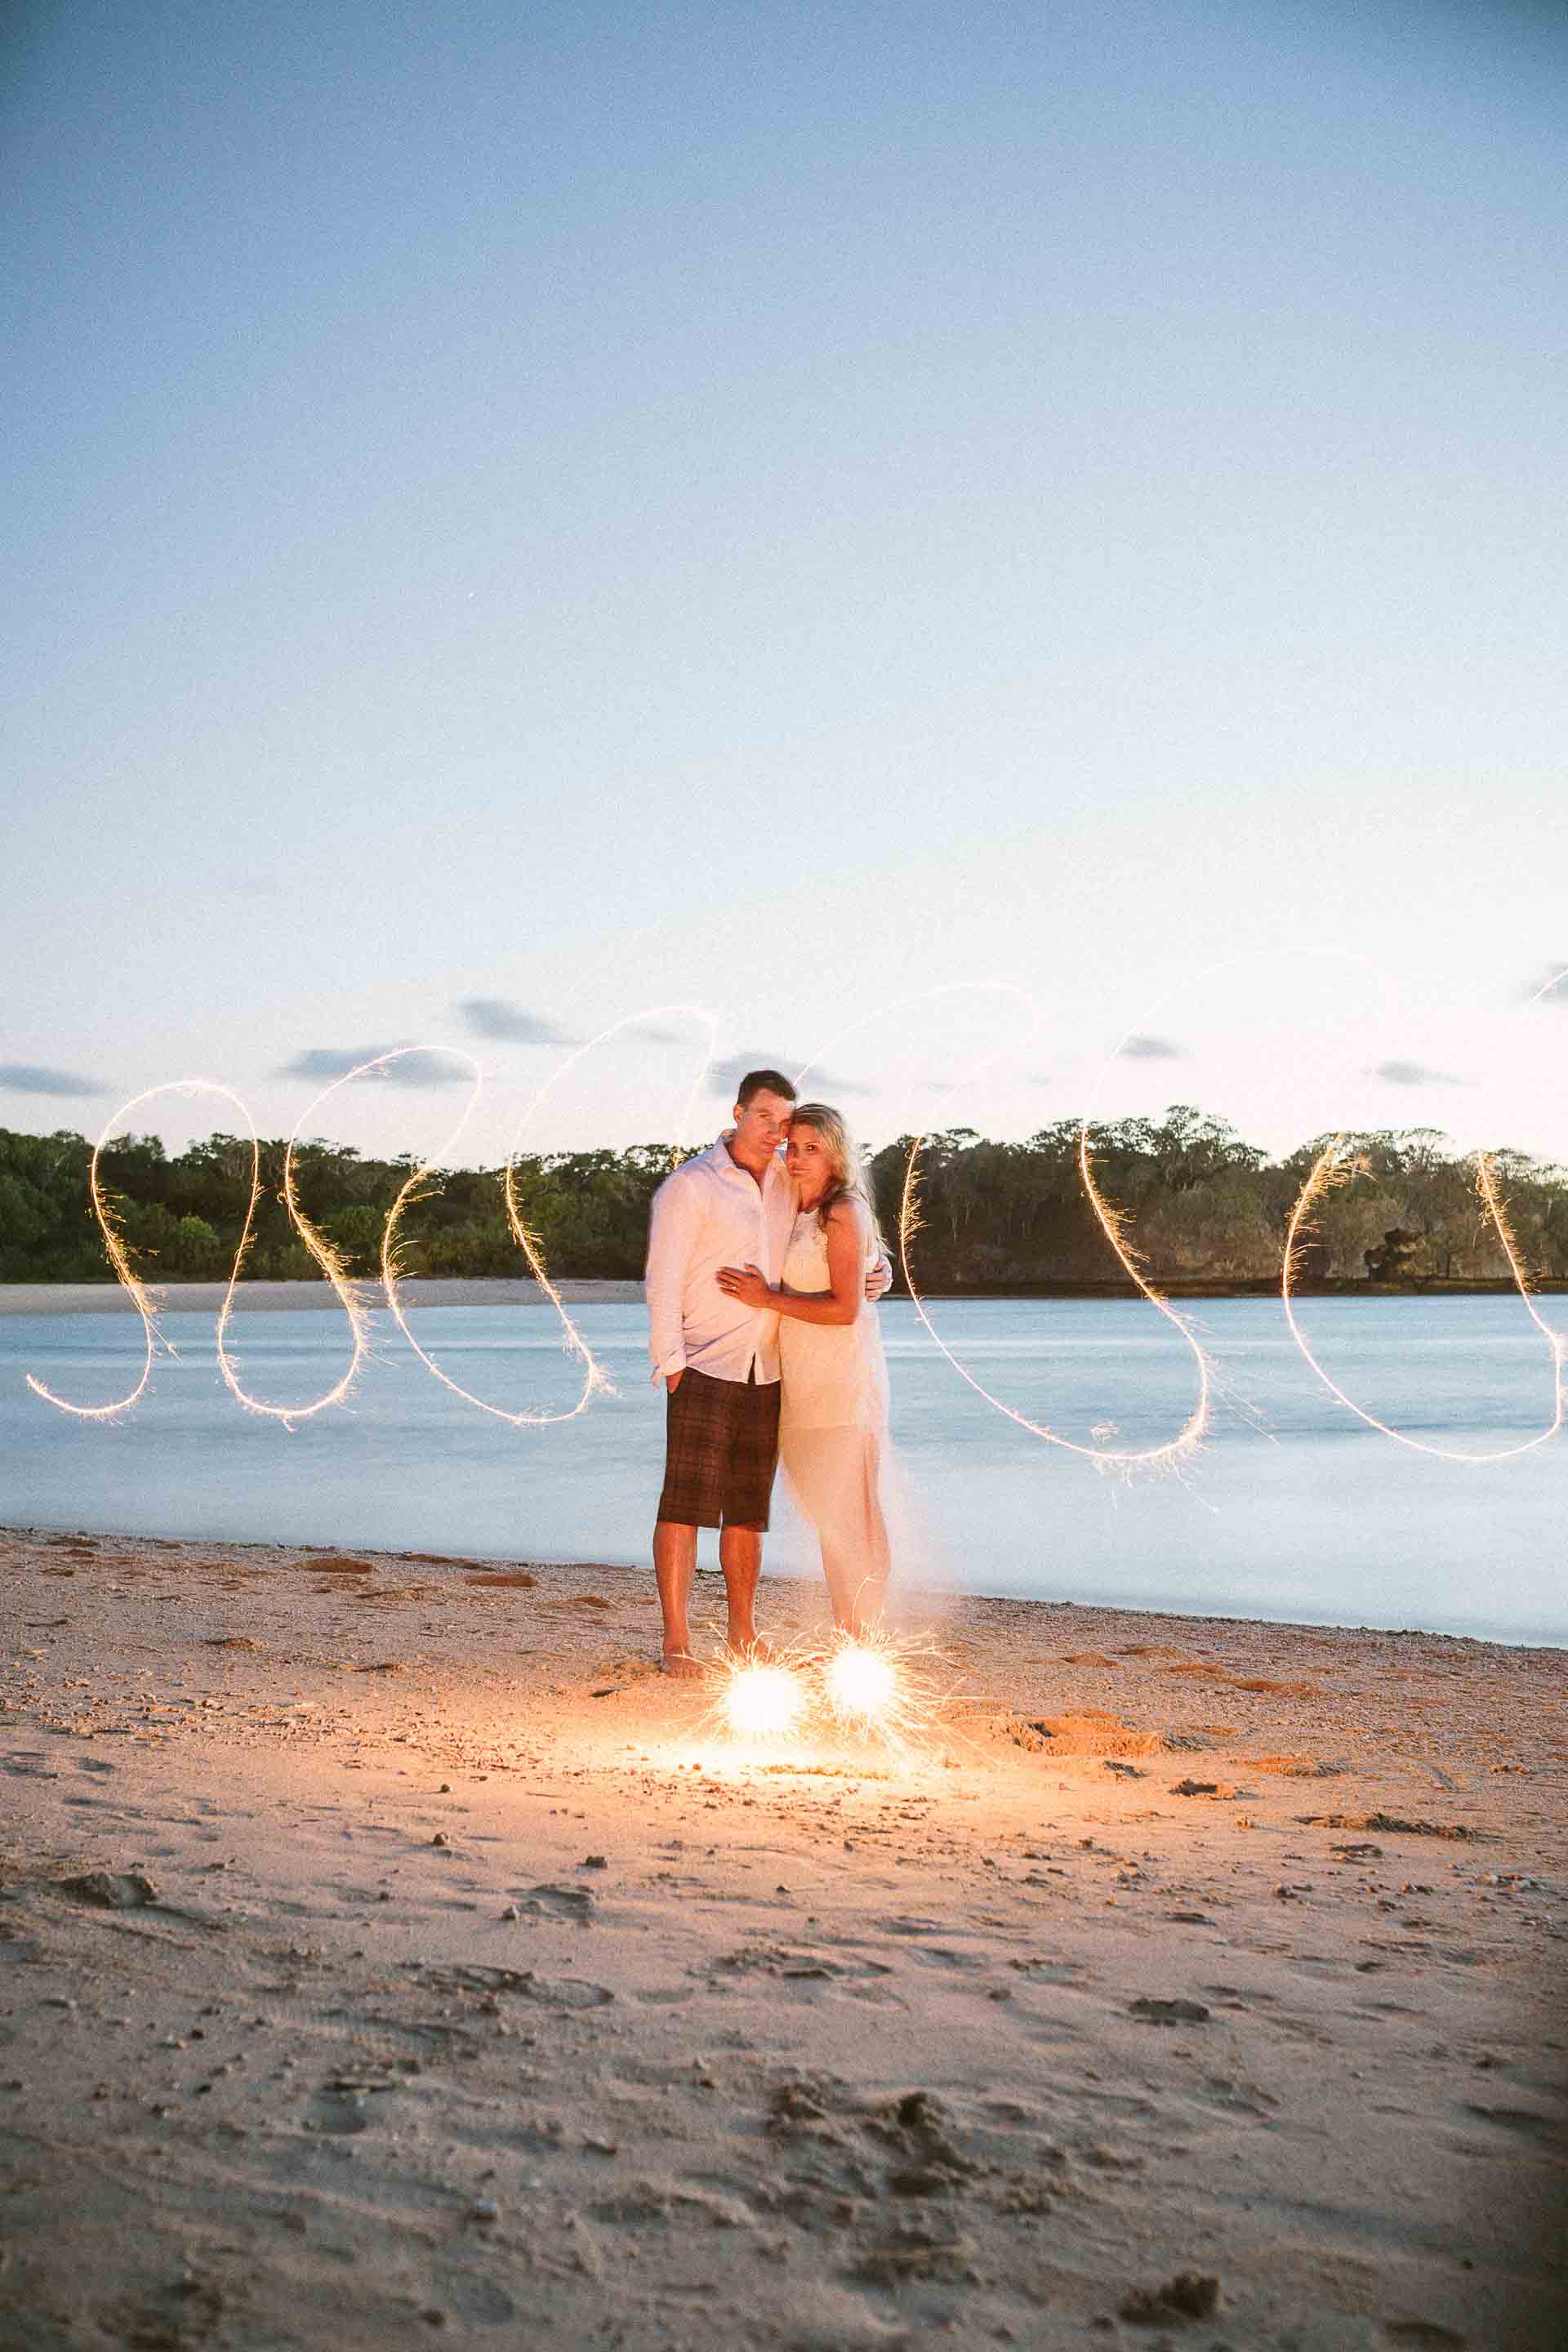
[0,1526,1563,2350]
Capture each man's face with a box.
[732,1089,795,1159]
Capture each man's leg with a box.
[653,1518,702,1677]
[718,1523,763,1655]
[717,1369,780,1656]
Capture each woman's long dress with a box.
[777,1200,889,1585]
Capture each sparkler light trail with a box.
[1282,1140,1566,1463]
[375,1042,608,1429]
[793,981,1213,1473]
[26,981,1566,1473]
[256,1047,468,1427]
[24,1080,262,1421]
[469,1002,721,1427]
[896,1125,1211,1474]
[1523,962,1568,1011]
[26,1010,719,1430]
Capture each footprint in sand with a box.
[1462,2103,1568,2155]
[506,1882,597,1922]
[303,2087,375,2135]
[398,1960,614,2008]
[701,1945,894,1983]
[427,2270,517,2326]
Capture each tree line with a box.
[2,1107,1566,1291]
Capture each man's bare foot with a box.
[660,1649,705,1680]
[725,1632,773,1664]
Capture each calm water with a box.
[3,1298,1565,1645]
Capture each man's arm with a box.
[645,1173,697,1384]
[864,1248,893,1302]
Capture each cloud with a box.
[1116,1034,1185,1061]
[0,1062,110,1098]
[454,998,581,1045]
[914,1069,1051,1098]
[1521,963,1568,1005]
[706,1054,874,1100]
[278,1047,470,1088]
[1369,1059,1470,1088]
[795,1068,876,1098]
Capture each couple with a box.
[644,1069,893,1677]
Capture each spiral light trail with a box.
[795,981,1211,1472]
[1281,1139,1565,1463]
[382,1005,719,1426]
[21,987,1565,1472]
[25,1080,263,1421]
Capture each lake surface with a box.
[3,1297,1564,1645]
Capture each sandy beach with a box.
[1,1525,1563,2350]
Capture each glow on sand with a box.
[1283,1141,1566,1463]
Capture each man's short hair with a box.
[735,1067,797,1110]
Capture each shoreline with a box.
[0,1276,646,1315]
[4,1274,1564,1315]
[2,1521,1563,2345]
[7,1521,1565,1658]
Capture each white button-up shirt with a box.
[645,1135,795,1385]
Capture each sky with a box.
[6,0,1568,1174]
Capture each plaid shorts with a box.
[657,1367,782,1531]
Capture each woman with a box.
[716,1103,891,1633]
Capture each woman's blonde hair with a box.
[790,1102,885,1250]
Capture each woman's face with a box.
[786,1121,835,1202]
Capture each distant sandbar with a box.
[0,1276,646,1316]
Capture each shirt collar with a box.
[709,1132,787,1187]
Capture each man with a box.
[645,1069,890,1676]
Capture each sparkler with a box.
[721,1659,805,1740]
[819,1624,947,1758]
[709,1625,946,1761]
[1282,1139,1566,1463]
[823,1639,897,1718]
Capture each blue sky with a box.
[6,0,1567,1169]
